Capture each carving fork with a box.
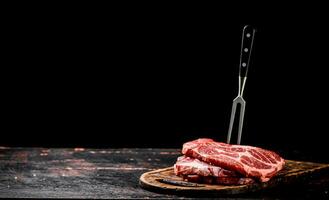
[227,25,256,144]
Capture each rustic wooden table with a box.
[0,147,328,199]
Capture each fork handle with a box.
[239,25,256,78]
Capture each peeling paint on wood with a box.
[0,148,179,199]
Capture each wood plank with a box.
[0,147,181,199]
[140,160,329,196]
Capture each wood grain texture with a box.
[140,160,329,196]
[0,147,181,199]
[0,147,329,199]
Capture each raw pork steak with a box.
[174,156,254,185]
[182,138,285,182]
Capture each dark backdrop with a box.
[1,7,328,160]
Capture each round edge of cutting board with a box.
[139,166,258,196]
[139,161,329,197]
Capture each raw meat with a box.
[182,138,285,182]
[174,156,254,185]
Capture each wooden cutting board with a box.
[139,160,329,196]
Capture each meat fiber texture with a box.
[181,138,285,182]
[174,156,255,185]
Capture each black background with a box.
[1,5,328,161]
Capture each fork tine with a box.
[227,101,237,144]
[237,100,246,144]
